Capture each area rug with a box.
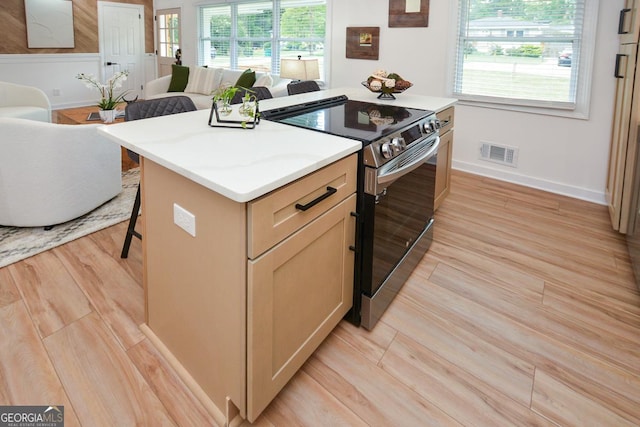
[0,168,139,269]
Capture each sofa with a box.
[0,117,121,227]
[144,66,291,110]
[0,81,52,122]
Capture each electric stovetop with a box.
[262,95,433,144]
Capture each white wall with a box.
[328,0,620,204]
[2,0,618,204]
[0,53,157,109]
[0,54,103,109]
[451,2,621,204]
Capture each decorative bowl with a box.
[361,81,413,100]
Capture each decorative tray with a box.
[361,81,413,100]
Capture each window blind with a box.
[453,0,587,110]
[199,0,326,77]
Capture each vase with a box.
[216,100,232,116]
[99,109,116,123]
[238,99,255,118]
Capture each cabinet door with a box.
[437,106,455,136]
[435,129,453,211]
[434,107,454,211]
[247,193,356,421]
[620,0,640,44]
[607,42,639,232]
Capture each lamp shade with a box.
[280,58,320,80]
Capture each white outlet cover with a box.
[173,203,196,237]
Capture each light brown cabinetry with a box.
[435,106,455,210]
[141,154,357,425]
[246,154,356,420]
[607,1,640,232]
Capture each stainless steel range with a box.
[262,95,440,329]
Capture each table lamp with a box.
[280,56,321,95]
[279,56,320,82]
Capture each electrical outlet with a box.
[52,88,61,96]
[173,203,196,237]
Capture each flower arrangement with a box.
[76,71,130,110]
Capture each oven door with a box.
[360,140,438,329]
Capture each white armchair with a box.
[0,118,122,227]
[0,81,52,122]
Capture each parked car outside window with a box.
[558,49,572,67]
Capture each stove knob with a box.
[391,137,406,153]
[380,141,394,159]
[423,121,432,134]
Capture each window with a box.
[156,9,181,77]
[198,0,326,77]
[452,0,596,115]
[157,9,181,59]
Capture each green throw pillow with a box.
[167,64,189,92]
[234,69,256,89]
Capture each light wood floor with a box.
[1,170,639,426]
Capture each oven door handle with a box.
[377,137,440,186]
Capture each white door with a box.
[98,2,145,100]
[156,8,181,77]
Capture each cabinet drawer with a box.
[248,154,357,259]
[437,106,455,135]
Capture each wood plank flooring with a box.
[1,170,639,426]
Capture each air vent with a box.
[480,142,518,167]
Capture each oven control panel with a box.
[363,114,440,168]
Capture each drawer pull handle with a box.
[295,186,337,211]
[619,8,632,34]
[615,54,627,78]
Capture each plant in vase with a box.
[76,70,130,122]
[212,84,239,116]
[212,86,260,128]
[238,90,259,122]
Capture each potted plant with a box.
[76,71,130,122]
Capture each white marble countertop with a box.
[261,87,457,114]
[98,87,456,203]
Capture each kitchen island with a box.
[98,88,456,426]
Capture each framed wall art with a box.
[24,0,75,48]
[346,27,380,60]
[389,0,429,27]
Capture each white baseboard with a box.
[452,160,606,206]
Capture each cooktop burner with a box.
[262,95,433,144]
